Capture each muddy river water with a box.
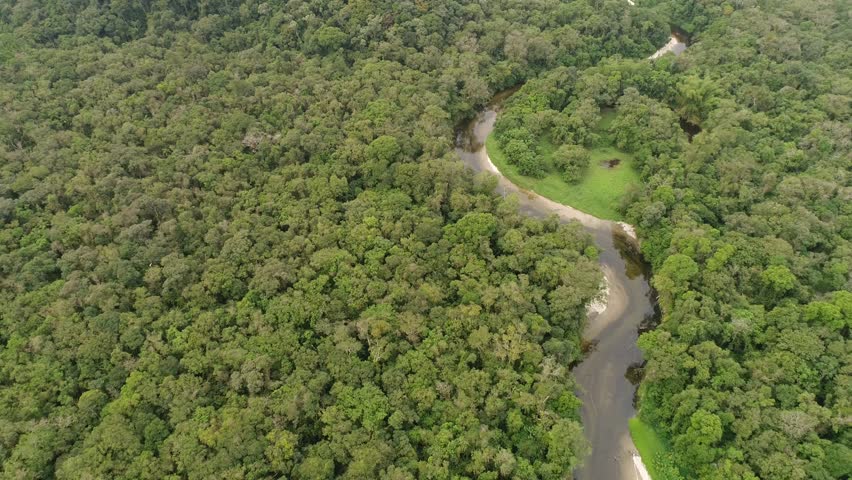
[453,35,684,480]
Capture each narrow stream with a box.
[455,104,657,480]
[454,33,686,480]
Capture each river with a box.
[453,34,684,480]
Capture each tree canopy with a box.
[0,0,849,479]
[0,0,668,478]
[489,0,851,477]
[633,2,851,478]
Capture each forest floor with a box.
[486,111,639,220]
[628,417,671,480]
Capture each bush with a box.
[552,144,590,183]
[504,139,545,177]
[499,127,535,149]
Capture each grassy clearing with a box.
[629,417,668,479]
[486,111,640,221]
[629,417,688,480]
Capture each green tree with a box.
[552,144,591,183]
[675,76,718,126]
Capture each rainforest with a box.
[0,1,849,480]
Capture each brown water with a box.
[455,99,658,480]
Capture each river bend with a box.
[455,34,685,480]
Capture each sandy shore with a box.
[649,36,687,59]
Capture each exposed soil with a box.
[602,158,621,168]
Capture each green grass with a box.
[487,111,640,220]
[598,108,618,131]
[629,417,672,480]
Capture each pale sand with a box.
[649,36,687,60]
[617,221,638,241]
[586,273,611,316]
[633,453,653,480]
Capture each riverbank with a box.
[630,418,670,479]
[485,111,640,221]
[649,36,686,59]
[454,30,686,480]
[456,100,656,480]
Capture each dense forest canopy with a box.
[487,1,851,476]
[622,1,850,478]
[0,1,670,479]
[1,0,850,479]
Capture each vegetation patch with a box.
[629,417,684,480]
[488,110,640,221]
[0,2,676,478]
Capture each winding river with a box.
[454,35,685,480]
